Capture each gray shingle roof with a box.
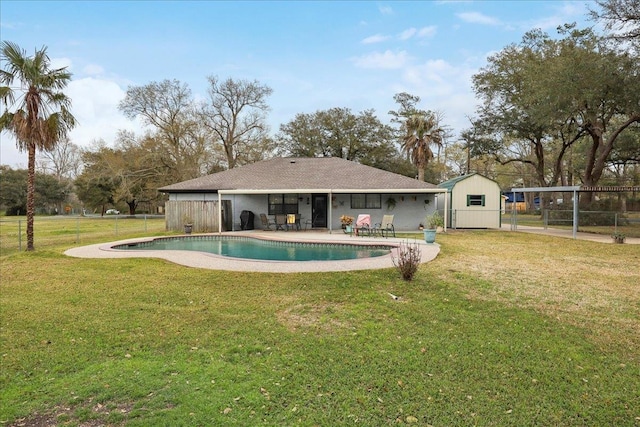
[159,157,437,192]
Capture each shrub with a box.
[425,211,444,229]
[612,231,626,244]
[392,240,422,281]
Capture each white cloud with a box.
[456,11,501,26]
[526,15,564,31]
[0,75,145,168]
[50,56,73,70]
[526,2,589,32]
[392,59,478,131]
[403,59,455,89]
[82,64,105,76]
[379,5,393,15]
[557,2,588,18]
[351,50,410,69]
[0,20,20,29]
[362,34,390,44]
[417,26,437,38]
[362,26,437,45]
[396,26,437,42]
[0,137,25,168]
[65,77,143,147]
[399,28,417,40]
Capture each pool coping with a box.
[64,231,440,272]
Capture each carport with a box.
[508,185,640,239]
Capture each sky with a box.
[0,0,597,169]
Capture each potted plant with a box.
[340,215,354,232]
[183,215,193,235]
[612,231,625,244]
[423,211,444,243]
[385,196,397,211]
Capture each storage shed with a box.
[438,173,502,229]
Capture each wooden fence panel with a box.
[165,200,220,233]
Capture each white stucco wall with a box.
[329,193,439,231]
[166,191,441,231]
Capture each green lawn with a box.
[0,215,168,255]
[1,230,639,426]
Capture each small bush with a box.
[612,231,626,244]
[392,240,422,281]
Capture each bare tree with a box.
[590,0,640,49]
[200,76,273,169]
[119,79,209,181]
[38,136,82,180]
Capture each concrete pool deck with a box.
[64,230,440,273]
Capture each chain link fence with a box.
[446,208,637,237]
[503,209,639,237]
[0,215,167,255]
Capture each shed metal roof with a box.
[438,173,501,192]
[438,173,475,192]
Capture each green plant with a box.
[391,240,422,281]
[425,211,444,229]
[385,196,397,210]
[612,231,626,243]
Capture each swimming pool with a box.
[112,235,393,262]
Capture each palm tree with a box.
[0,41,76,250]
[401,111,443,182]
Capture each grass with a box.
[1,229,639,426]
[0,215,168,255]
[502,213,640,238]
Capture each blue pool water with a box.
[113,236,392,261]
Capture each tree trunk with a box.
[127,199,137,215]
[582,114,640,205]
[26,142,36,251]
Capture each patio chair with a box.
[354,214,372,236]
[374,214,395,238]
[275,214,287,231]
[259,213,275,231]
[286,213,301,231]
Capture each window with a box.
[351,194,382,209]
[268,194,299,215]
[467,194,486,206]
